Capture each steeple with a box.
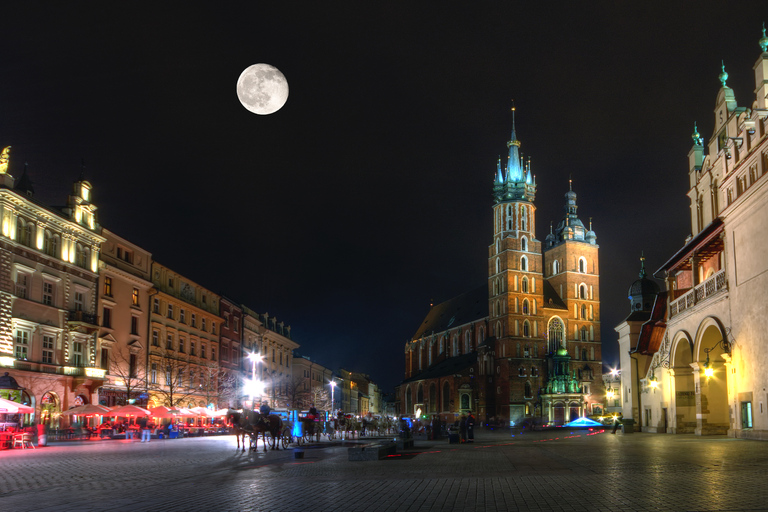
[550,179,594,245]
[492,104,537,204]
[628,252,660,313]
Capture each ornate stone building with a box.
[398,114,602,426]
[0,153,106,427]
[618,30,768,440]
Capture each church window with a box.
[523,320,530,337]
[521,277,528,293]
[581,304,586,319]
[493,279,498,295]
[522,299,529,315]
[582,348,588,359]
[464,331,471,353]
[525,382,532,398]
[520,256,527,271]
[579,284,587,299]
[521,236,527,252]
[578,257,587,273]
[506,205,513,230]
[439,336,445,354]
[495,238,500,254]
[478,326,485,343]
[521,207,528,231]
[495,321,502,338]
[495,258,501,274]
[552,260,559,275]
[518,367,526,377]
[548,318,564,353]
[452,334,459,356]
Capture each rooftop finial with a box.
[718,61,729,87]
[507,100,520,148]
[692,122,703,145]
[569,174,573,191]
[760,22,768,53]
[639,252,647,279]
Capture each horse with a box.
[240,409,283,452]
[226,409,249,452]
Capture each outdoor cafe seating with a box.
[12,432,34,449]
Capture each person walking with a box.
[459,414,467,443]
[139,416,151,443]
[466,412,475,443]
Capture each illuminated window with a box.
[74,291,85,312]
[103,277,113,296]
[14,330,29,359]
[15,272,29,299]
[132,288,139,306]
[42,335,54,364]
[71,341,84,367]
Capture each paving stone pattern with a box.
[1,429,768,511]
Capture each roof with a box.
[400,352,478,385]
[655,219,724,275]
[542,280,568,310]
[411,284,488,340]
[633,291,668,355]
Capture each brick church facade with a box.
[397,113,604,426]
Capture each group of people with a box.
[457,412,476,442]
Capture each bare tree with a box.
[197,362,239,409]
[109,346,147,406]
[284,374,310,410]
[147,350,195,408]
[311,386,331,411]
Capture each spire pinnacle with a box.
[639,252,647,279]
[760,22,768,53]
[507,100,520,148]
[718,61,729,87]
[692,122,703,145]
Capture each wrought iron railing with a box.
[669,269,727,318]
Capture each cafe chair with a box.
[13,433,35,449]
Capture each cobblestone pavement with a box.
[2,428,768,512]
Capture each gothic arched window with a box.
[520,256,527,271]
[548,318,564,353]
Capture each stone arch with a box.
[693,316,729,435]
[670,330,695,434]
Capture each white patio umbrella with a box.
[109,404,151,417]
[0,396,34,414]
[61,404,112,417]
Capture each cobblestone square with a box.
[2,429,768,511]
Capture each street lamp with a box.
[247,352,263,409]
[329,379,336,412]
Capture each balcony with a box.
[67,310,99,333]
[669,269,727,318]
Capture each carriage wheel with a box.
[281,428,290,449]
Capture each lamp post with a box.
[330,379,336,413]
[247,352,263,409]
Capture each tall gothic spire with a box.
[492,103,537,204]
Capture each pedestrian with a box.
[466,412,475,442]
[459,414,467,443]
[36,421,46,447]
[138,416,151,443]
[612,417,621,434]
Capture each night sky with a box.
[2,4,765,393]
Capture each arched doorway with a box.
[696,320,729,435]
[553,402,565,425]
[41,391,60,429]
[671,333,695,433]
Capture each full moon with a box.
[236,63,289,115]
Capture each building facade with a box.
[0,157,106,427]
[399,115,603,426]
[618,31,768,440]
[96,228,153,407]
[147,262,223,409]
[218,296,243,408]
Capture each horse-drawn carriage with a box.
[227,409,291,452]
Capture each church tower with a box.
[488,108,542,358]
